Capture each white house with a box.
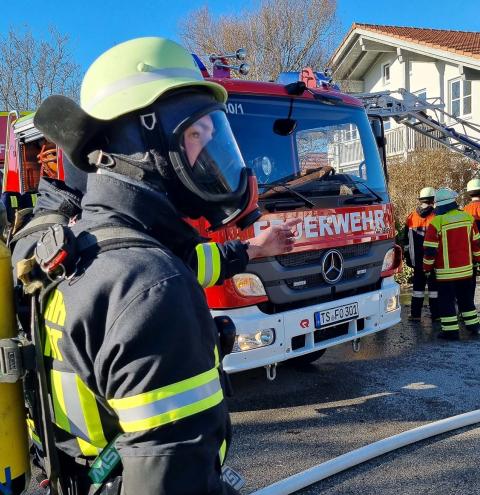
[329,24,480,159]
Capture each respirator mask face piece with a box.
[174,110,247,200]
[139,90,261,231]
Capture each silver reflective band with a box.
[115,376,222,423]
[84,67,204,112]
[202,244,215,288]
[60,372,93,443]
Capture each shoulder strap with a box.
[10,212,69,245]
[76,224,163,260]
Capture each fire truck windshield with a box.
[225,95,388,205]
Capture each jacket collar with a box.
[80,171,202,260]
[34,177,83,218]
[434,202,458,216]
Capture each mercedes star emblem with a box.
[321,249,344,284]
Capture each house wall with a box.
[361,50,480,140]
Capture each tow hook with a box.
[352,339,361,353]
[265,363,277,381]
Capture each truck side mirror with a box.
[369,116,388,182]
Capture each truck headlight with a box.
[232,273,266,297]
[384,294,399,312]
[233,328,275,352]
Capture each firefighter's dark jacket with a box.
[41,173,234,494]
[402,204,434,268]
[11,177,82,272]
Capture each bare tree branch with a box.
[0,26,81,112]
[179,0,340,82]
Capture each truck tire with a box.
[290,349,326,366]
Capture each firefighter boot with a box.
[409,294,424,321]
[429,297,440,322]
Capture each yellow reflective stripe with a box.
[30,193,38,206]
[442,230,450,269]
[473,233,480,240]
[75,375,107,449]
[208,244,221,288]
[423,258,435,265]
[219,439,227,466]
[436,269,473,280]
[108,367,223,433]
[26,419,42,448]
[196,243,222,288]
[462,310,478,318]
[214,345,220,368]
[44,289,66,326]
[441,316,458,323]
[441,324,459,331]
[77,437,101,457]
[473,251,480,256]
[423,241,438,248]
[195,244,207,287]
[109,367,220,409]
[51,370,70,432]
[437,265,473,274]
[117,386,223,433]
[51,370,108,454]
[10,196,18,208]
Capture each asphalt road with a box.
[25,292,480,494]
[226,294,480,494]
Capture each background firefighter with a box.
[464,178,480,230]
[403,187,439,322]
[423,187,480,340]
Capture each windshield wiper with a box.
[259,182,317,208]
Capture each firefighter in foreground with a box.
[403,187,439,322]
[423,187,480,340]
[31,36,264,494]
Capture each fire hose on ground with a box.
[250,409,480,495]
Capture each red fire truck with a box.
[1,56,402,379]
[191,54,402,378]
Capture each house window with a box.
[344,124,358,141]
[449,79,472,117]
[382,63,390,85]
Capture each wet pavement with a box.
[226,289,480,494]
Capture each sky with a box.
[3,0,480,71]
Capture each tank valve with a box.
[352,339,361,353]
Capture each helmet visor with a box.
[177,110,246,199]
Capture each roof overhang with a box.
[330,27,480,80]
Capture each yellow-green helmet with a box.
[80,37,227,120]
[467,178,480,194]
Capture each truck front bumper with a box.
[214,277,401,374]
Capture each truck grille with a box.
[285,266,373,290]
[276,243,370,268]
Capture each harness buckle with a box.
[0,337,35,383]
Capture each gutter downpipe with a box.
[250,409,480,495]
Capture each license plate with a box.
[314,302,359,329]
